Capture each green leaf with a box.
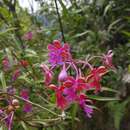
[96,0,105,7]
[73,30,94,38]
[108,19,122,32]
[21,121,29,130]
[87,95,119,101]
[25,49,38,58]
[103,4,111,16]
[18,75,32,85]
[5,48,14,67]
[0,126,3,130]
[0,28,16,36]
[101,87,119,93]
[122,31,130,37]
[107,99,130,130]
[128,65,130,73]
[88,87,118,93]
[0,72,6,88]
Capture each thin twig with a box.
[54,0,66,43]
[0,92,58,116]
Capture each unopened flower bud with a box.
[58,64,68,82]
[12,99,19,106]
[7,105,14,112]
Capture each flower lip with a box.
[58,64,68,82]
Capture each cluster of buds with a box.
[41,40,114,118]
[0,87,32,130]
[7,99,20,113]
[0,97,19,130]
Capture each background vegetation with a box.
[0,0,130,130]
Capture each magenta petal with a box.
[56,92,67,110]
[0,109,3,114]
[64,88,77,103]
[40,64,53,85]
[20,89,29,100]
[102,50,114,68]
[23,103,32,112]
[84,105,93,118]
[47,40,72,66]
[45,72,53,85]
[7,87,16,95]
[63,43,70,50]
[12,69,21,81]
[2,57,11,71]
[47,44,56,51]
[5,112,14,130]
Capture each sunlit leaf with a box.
[103,2,112,16]
[5,48,14,66]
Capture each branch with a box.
[54,0,66,43]
[0,92,58,116]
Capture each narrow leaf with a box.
[0,72,6,88]
[87,95,120,101]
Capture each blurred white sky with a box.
[19,0,72,13]
[19,0,39,12]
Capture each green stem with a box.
[54,0,66,43]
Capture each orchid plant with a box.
[0,39,115,130]
[41,40,114,117]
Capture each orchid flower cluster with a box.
[40,40,114,118]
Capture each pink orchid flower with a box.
[102,50,114,68]
[63,76,87,92]
[40,64,53,85]
[49,84,68,110]
[78,94,93,118]
[86,66,107,93]
[20,89,32,113]
[47,40,72,66]
[22,32,33,41]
